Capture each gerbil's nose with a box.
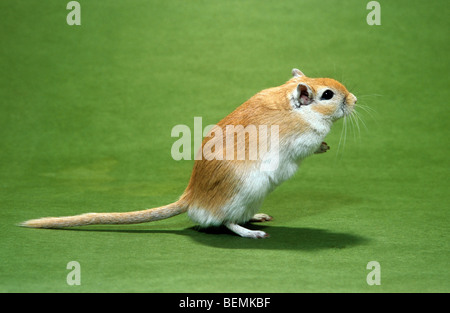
[348,93,357,104]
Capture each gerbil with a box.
[22,68,357,238]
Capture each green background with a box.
[1,0,448,292]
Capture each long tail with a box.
[20,201,187,229]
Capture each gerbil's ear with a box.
[292,68,305,78]
[296,83,313,106]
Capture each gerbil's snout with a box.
[340,93,357,117]
[346,93,357,105]
[345,93,357,109]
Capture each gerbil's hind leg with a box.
[225,222,269,239]
[250,213,273,222]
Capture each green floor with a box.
[1,0,449,292]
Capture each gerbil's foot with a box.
[250,213,273,223]
[225,223,269,239]
[315,141,330,154]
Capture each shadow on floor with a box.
[50,223,369,251]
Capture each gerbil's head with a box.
[289,68,357,122]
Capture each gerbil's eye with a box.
[321,90,334,100]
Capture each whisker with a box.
[354,103,376,129]
[348,112,357,141]
[353,110,365,133]
[352,111,361,142]
[357,104,377,116]
[343,114,348,154]
[343,115,348,154]
[357,94,383,98]
[356,110,368,131]
[336,116,346,157]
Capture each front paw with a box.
[315,142,330,154]
[250,213,273,223]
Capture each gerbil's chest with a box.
[226,128,328,220]
[241,129,327,192]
